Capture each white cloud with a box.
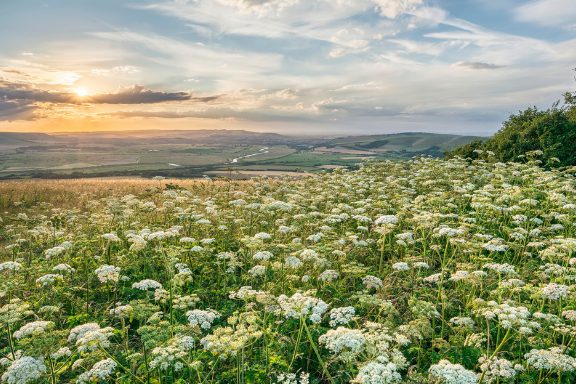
[515,0,576,28]
[373,0,423,19]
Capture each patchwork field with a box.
[0,131,483,179]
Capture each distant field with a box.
[0,130,484,179]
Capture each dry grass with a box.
[0,177,253,211]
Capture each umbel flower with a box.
[77,358,117,383]
[1,356,46,384]
[277,292,328,323]
[428,359,478,384]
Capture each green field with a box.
[0,130,483,179]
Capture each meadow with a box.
[1,153,576,383]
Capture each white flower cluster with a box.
[391,262,409,271]
[428,359,478,384]
[474,300,537,332]
[248,265,266,277]
[200,312,262,358]
[94,264,120,284]
[0,262,22,272]
[186,309,221,330]
[109,303,133,318]
[274,372,310,384]
[68,323,114,352]
[13,320,54,339]
[44,245,66,259]
[150,346,186,371]
[525,347,576,372]
[318,269,339,282]
[478,355,523,383]
[277,292,328,323]
[253,251,273,261]
[77,358,117,383]
[329,306,355,327]
[50,347,71,360]
[1,356,46,384]
[362,275,383,290]
[35,273,64,287]
[354,355,403,384]
[483,263,516,274]
[132,279,162,290]
[319,327,365,360]
[374,215,398,225]
[102,233,121,242]
[53,263,75,273]
[540,283,570,301]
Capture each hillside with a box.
[0,131,482,179]
[326,132,485,157]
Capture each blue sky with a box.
[0,0,575,135]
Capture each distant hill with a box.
[0,130,486,179]
[0,132,56,146]
[326,132,485,157]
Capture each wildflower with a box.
[53,263,75,273]
[253,251,273,261]
[277,292,328,323]
[186,309,221,330]
[428,359,477,384]
[248,265,266,277]
[374,215,398,225]
[77,358,117,383]
[354,355,403,384]
[132,279,162,290]
[0,262,22,272]
[44,246,66,259]
[95,265,120,284]
[329,306,355,327]
[35,274,63,287]
[1,356,46,384]
[319,327,365,360]
[483,263,516,274]
[362,275,383,290]
[275,372,310,384]
[525,347,576,372]
[478,356,523,383]
[318,269,339,282]
[540,283,570,301]
[101,233,121,242]
[391,262,409,271]
[50,347,72,360]
[68,323,114,352]
[13,321,54,339]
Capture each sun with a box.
[74,87,89,97]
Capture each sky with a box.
[0,0,575,136]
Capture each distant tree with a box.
[446,76,576,167]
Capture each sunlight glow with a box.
[75,87,89,97]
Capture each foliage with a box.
[447,92,576,167]
[1,158,576,383]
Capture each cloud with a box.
[0,81,74,103]
[455,61,505,70]
[0,81,219,120]
[515,0,576,29]
[374,0,423,19]
[0,100,37,120]
[88,85,191,104]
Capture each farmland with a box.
[0,131,483,179]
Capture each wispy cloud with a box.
[514,0,576,29]
[0,0,574,134]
